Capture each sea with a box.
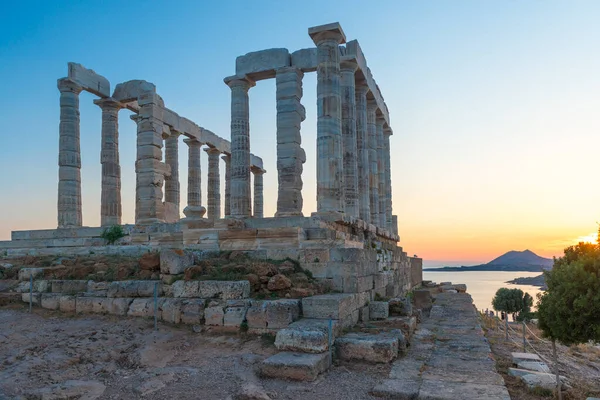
[422,270,543,312]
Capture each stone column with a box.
[367,100,379,226]
[57,78,83,228]
[355,83,370,222]
[309,23,346,215]
[252,167,265,218]
[164,131,181,217]
[182,138,206,219]
[133,92,169,225]
[384,127,393,231]
[392,215,399,236]
[94,97,123,227]
[222,154,231,217]
[275,67,305,217]
[224,76,255,218]
[205,147,221,221]
[376,116,386,228]
[340,60,359,218]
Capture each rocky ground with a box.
[483,315,600,399]
[0,304,388,400]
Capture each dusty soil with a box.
[0,304,388,400]
[482,314,600,400]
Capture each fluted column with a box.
[224,76,255,218]
[367,100,379,225]
[384,127,393,231]
[275,67,305,216]
[356,84,370,222]
[94,97,123,226]
[182,138,206,219]
[205,147,221,221]
[376,116,386,228]
[57,78,83,228]
[134,92,169,225]
[222,154,231,217]
[164,131,181,214]
[309,23,346,215]
[252,167,264,218]
[340,60,359,218]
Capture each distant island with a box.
[426,249,553,272]
[507,274,546,288]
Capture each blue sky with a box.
[1,1,600,265]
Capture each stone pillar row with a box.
[340,60,359,218]
[164,130,181,218]
[366,100,379,225]
[205,147,221,221]
[252,167,265,218]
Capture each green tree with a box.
[492,288,532,338]
[537,240,600,399]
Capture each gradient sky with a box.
[1,1,599,266]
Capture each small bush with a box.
[240,321,249,333]
[100,225,126,245]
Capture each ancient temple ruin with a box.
[1,22,422,297]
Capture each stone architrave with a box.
[205,147,221,221]
[275,67,305,217]
[94,97,123,227]
[252,167,265,218]
[164,130,181,218]
[309,23,346,215]
[367,100,379,226]
[57,78,83,228]
[383,126,393,231]
[376,116,386,228]
[340,60,359,218]
[133,91,169,225]
[182,138,206,219]
[222,154,231,217]
[355,83,370,222]
[225,76,255,218]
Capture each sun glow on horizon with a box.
[574,232,598,244]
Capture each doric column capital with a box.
[204,147,221,155]
[57,78,82,94]
[93,97,123,110]
[309,22,346,45]
[224,75,255,91]
[251,166,266,175]
[183,138,202,148]
[340,59,358,73]
[367,99,379,114]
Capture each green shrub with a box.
[100,225,126,245]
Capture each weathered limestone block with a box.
[413,289,433,312]
[67,62,110,97]
[359,305,370,323]
[205,302,225,326]
[236,48,291,80]
[369,301,389,320]
[76,297,109,314]
[18,268,45,281]
[17,280,49,293]
[21,292,41,304]
[260,351,331,382]
[59,295,76,312]
[41,293,61,310]
[107,280,161,298]
[247,299,302,331]
[127,298,158,318]
[197,280,250,300]
[290,48,318,72]
[223,300,250,327]
[275,327,329,353]
[50,280,88,294]
[160,249,194,274]
[161,298,184,323]
[107,298,134,316]
[180,299,205,324]
[302,293,357,320]
[172,280,199,298]
[335,332,399,363]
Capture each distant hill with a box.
[426,250,553,272]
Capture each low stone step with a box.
[274,319,339,353]
[515,361,550,373]
[260,351,331,381]
[335,332,400,363]
[370,316,417,337]
[508,368,566,381]
[302,293,357,320]
[511,352,541,364]
[371,378,420,399]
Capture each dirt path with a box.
[0,305,386,400]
